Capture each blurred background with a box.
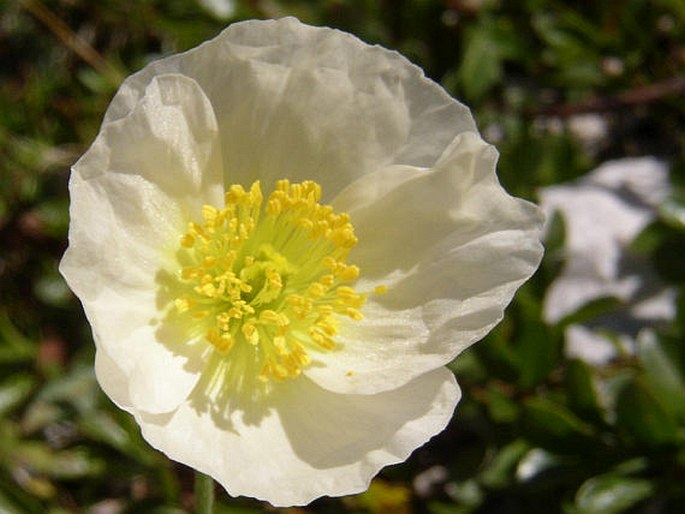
[1,0,685,513]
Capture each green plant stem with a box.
[195,471,215,514]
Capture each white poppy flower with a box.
[540,157,675,365]
[60,17,543,506]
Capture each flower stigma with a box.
[174,180,368,384]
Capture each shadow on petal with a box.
[276,371,456,470]
[154,267,276,428]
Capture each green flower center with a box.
[174,180,372,382]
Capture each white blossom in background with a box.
[540,157,675,365]
[197,0,235,20]
[567,113,609,155]
[60,18,543,506]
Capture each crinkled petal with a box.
[60,73,224,413]
[306,133,544,394]
[136,368,459,507]
[99,17,477,199]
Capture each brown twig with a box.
[539,76,685,117]
[18,0,124,87]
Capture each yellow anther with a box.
[225,184,248,204]
[316,319,338,337]
[259,310,289,329]
[340,265,360,281]
[316,304,334,316]
[272,363,289,380]
[296,350,312,367]
[242,322,259,345]
[309,328,336,350]
[266,268,283,290]
[336,287,366,307]
[216,333,234,352]
[216,312,231,330]
[187,222,201,235]
[202,205,219,224]
[207,327,234,353]
[195,281,217,297]
[249,181,263,205]
[287,294,312,318]
[341,307,364,321]
[227,306,244,319]
[266,197,282,215]
[298,218,314,231]
[374,285,388,295]
[307,282,327,298]
[323,256,337,269]
[332,227,358,248]
[174,296,193,313]
[180,233,195,248]
[273,336,288,355]
[320,274,335,288]
[336,286,357,299]
[218,253,237,269]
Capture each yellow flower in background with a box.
[60,17,543,506]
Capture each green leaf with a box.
[480,439,529,488]
[541,210,566,283]
[575,474,654,514]
[565,359,605,424]
[531,13,604,88]
[456,26,503,100]
[10,443,105,480]
[37,365,98,414]
[482,386,519,424]
[557,296,624,329]
[475,325,523,383]
[428,502,475,514]
[597,370,635,426]
[0,313,37,364]
[638,332,685,422]
[615,379,682,447]
[456,16,523,101]
[0,488,30,514]
[35,198,70,239]
[631,221,668,254]
[653,231,685,283]
[0,374,34,417]
[79,411,159,466]
[521,397,597,454]
[517,318,561,388]
[33,266,71,308]
[658,195,685,232]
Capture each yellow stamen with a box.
[173,180,383,384]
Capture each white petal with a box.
[136,368,459,507]
[95,336,202,417]
[61,73,224,413]
[94,342,132,411]
[99,18,477,199]
[308,133,544,394]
